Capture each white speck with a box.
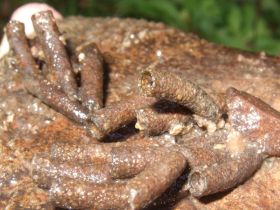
[260,51,266,59]
[10,177,17,185]
[237,54,244,62]
[72,172,78,178]
[128,188,138,210]
[169,122,184,136]
[163,133,176,144]
[78,53,85,62]
[45,31,52,41]
[213,144,226,150]
[6,113,14,123]
[193,114,217,133]
[138,30,147,40]
[45,120,51,125]
[59,35,66,45]
[123,40,132,48]
[156,50,162,57]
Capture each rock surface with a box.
[0,16,279,209]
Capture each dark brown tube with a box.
[5,20,39,75]
[50,142,113,164]
[110,146,154,178]
[6,21,88,123]
[90,96,156,138]
[31,11,78,99]
[50,139,157,163]
[50,151,186,210]
[188,148,263,197]
[139,66,221,121]
[50,142,160,179]
[125,152,186,209]
[77,43,104,111]
[32,78,88,123]
[50,179,128,210]
[32,155,111,189]
[21,80,88,123]
[135,107,192,136]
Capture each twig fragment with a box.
[77,42,104,111]
[32,155,112,189]
[49,151,186,210]
[32,11,78,99]
[50,141,164,178]
[139,66,222,121]
[6,20,88,123]
[188,147,262,197]
[50,179,127,210]
[89,96,156,138]
[187,87,280,197]
[135,107,192,136]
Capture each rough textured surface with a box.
[77,42,104,111]
[135,103,192,136]
[32,11,78,99]
[139,66,221,121]
[191,157,280,210]
[0,16,279,209]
